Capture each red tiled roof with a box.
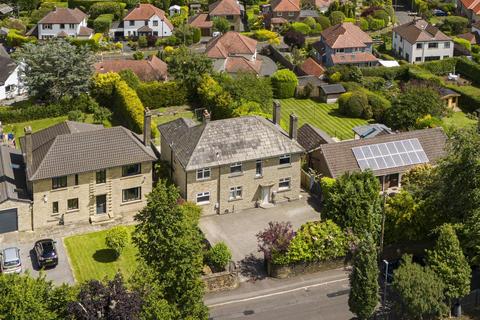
[331,52,378,64]
[78,26,93,36]
[209,0,241,16]
[460,0,480,13]
[457,32,478,44]
[393,19,451,43]
[188,13,213,29]
[205,31,257,58]
[39,8,87,24]
[315,0,334,8]
[271,17,288,24]
[124,4,174,30]
[225,56,262,73]
[299,57,325,77]
[95,56,168,82]
[271,0,301,12]
[321,22,372,49]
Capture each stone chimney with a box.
[24,126,32,170]
[289,113,298,140]
[273,101,281,125]
[203,109,211,123]
[143,108,151,147]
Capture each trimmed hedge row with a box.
[0,103,70,123]
[421,58,457,75]
[93,14,114,33]
[112,80,144,133]
[447,85,480,112]
[456,58,480,85]
[360,64,409,80]
[136,81,188,109]
[68,0,126,10]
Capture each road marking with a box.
[207,277,349,308]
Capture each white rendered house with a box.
[36,7,93,40]
[111,4,173,38]
[0,57,24,101]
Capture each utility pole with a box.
[379,175,387,255]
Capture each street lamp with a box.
[383,259,389,311]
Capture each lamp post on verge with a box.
[383,259,389,317]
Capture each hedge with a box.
[0,102,70,123]
[271,69,298,98]
[136,81,188,109]
[93,14,113,33]
[360,64,409,80]
[68,0,126,11]
[447,85,480,112]
[456,58,480,85]
[112,80,145,134]
[420,58,457,75]
[6,29,36,47]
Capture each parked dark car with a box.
[433,9,448,16]
[34,239,58,268]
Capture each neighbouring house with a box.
[457,0,480,22]
[188,13,214,36]
[209,0,244,32]
[0,146,32,234]
[313,127,447,190]
[205,31,277,75]
[33,7,93,40]
[94,55,168,81]
[0,56,24,101]
[296,76,326,98]
[313,22,378,67]
[0,3,13,17]
[169,5,182,16]
[392,19,453,63]
[297,123,335,170]
[353,124,393,139]
[319,83,345,103]
[297,57,326,78]
[439,87,461,110]
[457,22,480,44]
[158,103,305,215]
[270,0,301,22]
[110,3,173,38]
[10,114,157,233]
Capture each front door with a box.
[96,195,107,214]
[261,186,270,204]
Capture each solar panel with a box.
[351,138,429,171]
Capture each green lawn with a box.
[64,226,138,283]
[442,111,477,129]
[279,98,369,140]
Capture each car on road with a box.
[34,239,58,268]
[0,247,22,274]
[433,9,447,16]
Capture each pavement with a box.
[0,237,74,285]
[206,268,353,320]
[394,4,415,26]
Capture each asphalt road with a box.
[206,268,353,320]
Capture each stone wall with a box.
[202,270,239,293]
[267,258,346,279]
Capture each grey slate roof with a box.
[297,123,334,152]
[20,121,157,181]
[438,87,460,97]
[319,127,447,178]
[0,4,13,15]
[158,116,305,171]
[0,146,30,203]
[320,83,345,95]
[0,56,17,86]
[297,75,325,87]
[352,123,393,139]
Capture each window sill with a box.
[196,178,211,182]
[197,201,210,206]
[277,188,291,193]
[120,174,142,180]
[51,187,68,192]
[228,197,243,202]
[254,175,263,179]
[121,199,142,206]
[66,209,79,213]
[278,164,292,169]
[229,172,244,178]
[96,182,106,186]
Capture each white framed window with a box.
[255,160,262,176]
[279,154,291,165]
[288,12,294,16]
[60,24,65,29]
[416,43,422,49]
[197,168,211,180]
[122,187,141,202]
[277,12,283,16]
[229,186,242,200]
[69,24,75,29]
[279,177,291,191]
[444,41,450,48]
[153,20,159,26]
[230,162,242,174]
[43,24,52,30]
[196,192,210,204]
[428,42,438,49]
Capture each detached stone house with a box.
[188,0,244,35]
[313,22,378,67]
[158,105,305,215]
[110,4,173,38]
[392,19,453,63]
[34,7,93,40]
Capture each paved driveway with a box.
[1,237,74,285]
[199,194,320,279]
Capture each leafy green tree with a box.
[270,69,298,98]
[213,17,230,33]
[392,255,447,319]
[348,235,379,320]
[13,0,40,12]
[385,83,445,130]
[132,181,208,320]
[166,46,213,97]
[427,224,471,311]
[197,74,234,119]
[105,226,130,258]
[329,11,345,25]
[15,40,95,102]
[323,171,382,236]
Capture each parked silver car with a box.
[0,247,22,274]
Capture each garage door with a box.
[0,209,18,234]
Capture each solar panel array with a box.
[352,138,429,171]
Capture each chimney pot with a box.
[143,108,151,147]
[273,101,281,125]
[289,113,298,140]
[24,126,33,171]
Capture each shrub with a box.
[317,15,331,29]
[93,14,113,33]
[91,72,122,106]
[133,51,144,60]
[253,29,279,44]
[367,17,385,30]
[367,92,391,122]
[290,22,311,35]
[271,69,298,98]
[283,30,305,48]
[453,37,471,52]
[6,29,35,47]
[339,91,369,118]
[192,27,201,43]
[373,9,389,26]
[0,101,70,123]
[93,106,112,124]
[360,64,409,80]
[136,81,188,109]
[273,220,347,265]
[362,76,386,91]
[415,114,442,129]
[439,16,469,35]
[105,226,130,257]
[329,71,342,83]
[359,17,369,30]
[205,242,232,272]
[421,58,456,75]
[256,221,295,260]
[67,110,85,122]
[138,36,148,48]
[320,176,336,203]
[112,80,145,133]
[455,58,480,85]
[118,69,141,90]
[88,1,123,19]
[329,11,345,25]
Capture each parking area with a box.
[199,194,320,263]
[1,237,74,285]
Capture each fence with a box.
[301,169,322,197]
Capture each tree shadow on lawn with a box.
[93,249,117,263]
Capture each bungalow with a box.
[34,7,93,40]
[110,4,173,38]
[94,55,168,81]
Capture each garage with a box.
[0,208,18,234]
